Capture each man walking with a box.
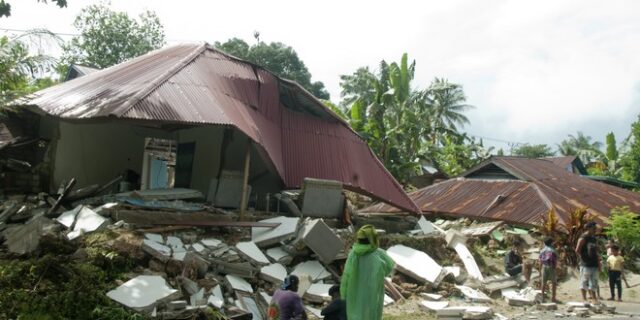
[575,221,601,303]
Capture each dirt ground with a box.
[381,261,640,320]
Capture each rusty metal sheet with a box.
[19,43,419,214]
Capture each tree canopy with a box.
[60,3,165,71]
[214,38,329,99]
[621,116,640,184]
[511,143,555,158]
[0,0,66,18]
[0,30,59,113]
[557,131,602,164]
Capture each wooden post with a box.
[239,142,251,220]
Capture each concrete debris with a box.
[235,241,270,265]
[462,306,494,320]
[417,216,444,236]
[291,260,332,282]
[481,274,519,293]
[461,221,503,237]
[296,274,313,297]
[251,216,299,247]
[106,275,179,313]
[260,263,287,284]
[200,238,223,248]
[386,244,446,286]
[56,205,83,228]
[142,239,172,262]
[420,300,449,311]
[66,206,110,240]
[383,294,395,306]
[420,292,444,301]
[455,285,492,303]
[306,306,324,318]
[190,288,206,306]
[537,303,558,311]
[265,246,293,264]
[445,230,484,281]
[238,296,263,320]
[501,287,541,306]
[299,218,344,263]
[300,178,345,218]
[3,216,56,254]
[226,274,253,293]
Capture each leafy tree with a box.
[433,134,491,176]
[512,143,555,158]
[0,0,66,18]
[606,206,640,257]
[589,132,624,178]
[0,30,59,113]
[557,131,602,164]
[621,115,640,183]
[60,3,165,71]
[215,38,329,99]
[339,53,477,182]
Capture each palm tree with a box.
[557,131,602,164]
[426,78,473,145]
[0,29,59,113]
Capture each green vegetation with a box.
[59,3,165,72]
[511,143,555,158]
[215,37,330,99]
[0,0,67,18]
[606,206,640,258]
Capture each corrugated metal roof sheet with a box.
[19,43,419,213]
[361,156,640,226]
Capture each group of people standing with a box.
[505,221,628,304]
[267,225,394,320]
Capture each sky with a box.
[2,0,640,151]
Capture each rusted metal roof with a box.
[19,43,419,213]
[361,156,640,226]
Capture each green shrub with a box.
[606,206,640,258]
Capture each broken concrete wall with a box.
[50,120,165,191]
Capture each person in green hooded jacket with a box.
[340,225,395,320]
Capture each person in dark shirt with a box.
[504,240,531,283]
[321,284,346,320]
[575,221,601,303]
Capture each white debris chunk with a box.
[420,300,449,311]
[225,275,253,293]
[142,239,172,262]
[56,205,83,228]
[291,260,332,282]
[420,293,443,301]
[200,238,223,248]
[304,283,333,303]
[106,275,179,313]
[446,230,484,281]
[417,216,443,235]
[260,263,287,284]
[144,233,164,243]
[386,244,446,286]
[66,206,110,240]
[236,241,270,264]
[456,285,492,303]
[166,236,184,250]
[252,216,299,247]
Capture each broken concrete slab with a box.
[300,178,344,218]
[183,251,210,278]
[66,206,110,240]
[455,285,491,303]
[444,266,465,283]
[383,294,394,306]
[235,241,270,265]
[212,259,258,279]
[200,238,223,248]
[260,263,287,284]
[291,260,332,282]
[168,300,188,311]
[463,306,494,320]
[419,300,449,311]
[266,246,293,264]
[190,288,205,306]
[225,275,253,293]
[142,239,172,262]
[251,216,299,247]
[299,219,344,263]
[166,236,184,250]
[386,244,446,286]
[481,274,519,293]
[106,275,179,313]
[3,216,55,254]
[306,306,324,319]
[190,242,206,254]
[304,283,333,303]
[420,292,443,301]
[296,274,313,297]
[55,205,83,228]
[417,216,443,236]
[502,287,541,306]
[461,221,503,237]
[259,290,272,305]
[208,285,225,309]
[445,230,484,281]
[238,295,263,320]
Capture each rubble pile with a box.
[0,188,630,320]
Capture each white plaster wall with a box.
[52,121,171,189]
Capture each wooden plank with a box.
[47,178,76,216]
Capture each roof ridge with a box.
[111,42,208,116]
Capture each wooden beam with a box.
[239,142,251,220]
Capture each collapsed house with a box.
[361,156,640,226]
[5,42,419,214]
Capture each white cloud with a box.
[2,0,640,149]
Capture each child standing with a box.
[607,245,625,301]
[321,284,346,320]
[539,237,559,303]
